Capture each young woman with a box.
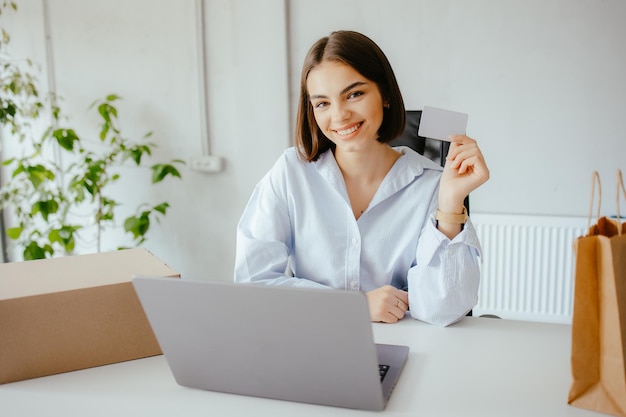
[234,30,489,326]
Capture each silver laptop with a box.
[132,277,409,411]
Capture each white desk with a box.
[1,317,598,416]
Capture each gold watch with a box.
[435,206,468,224]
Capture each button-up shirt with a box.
[235,146,482,326]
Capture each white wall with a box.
[2,0,625,280]
[288,0,626,217]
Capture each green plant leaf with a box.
[23,241,48,260]
[98,103,112,123]
[0,101,17,122]
[6,226,22,240]
[153,202,169,215]
[26,164,55,188]
[100,121,110,140]
[98,102,118,121]
[151,164,182,183]
[48,225,79,253]
[31,199,59,221]
[11,163,25,177]
[53,128,80,151]
[124,212,151,239]
[126,144,152,165]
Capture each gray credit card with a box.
[418,106,468,142]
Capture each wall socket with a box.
[190,155,224,173]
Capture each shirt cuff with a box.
[415,216,482,267]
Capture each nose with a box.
[331,101,350,123]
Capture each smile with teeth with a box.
[335,122,362,137]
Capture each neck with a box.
[335,143,400,184]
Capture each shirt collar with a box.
[312,146,443,206]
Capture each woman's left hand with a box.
[438,135,490,212]
[365,285,409,323]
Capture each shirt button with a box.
[351,237,359,245]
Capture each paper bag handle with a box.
[587,171,602,230]
[617,169,625,235]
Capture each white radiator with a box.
[470,213,588,324]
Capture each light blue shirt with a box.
[235,146,482,326]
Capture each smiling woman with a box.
[234,30,489,327]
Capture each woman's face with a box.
[307,61,385,155]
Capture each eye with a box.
[313,101,329,109]
[348,91,364,99]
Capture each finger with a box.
[395,289,409,304]
[448,134,472,144]
[391,297,408,316]
[447,145,479,165]
[448,147,484,171]
[379,310,400,323]
[389,305,405,320]
[457,155,490,179]
[372,309,398,323]
[449,154,472,172]
[445,142,463,161]
[391,298,405,312]
[456,155,479,174]
[396,296,408,309]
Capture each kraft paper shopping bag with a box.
[568,170,626,416]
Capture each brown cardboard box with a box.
[0,248,180,384]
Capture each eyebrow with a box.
[309,81,368,100]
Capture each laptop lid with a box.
[132,277,408,411]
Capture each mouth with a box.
[334,122,363,137]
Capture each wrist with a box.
[435,206,468,225]
[437,194,465,214]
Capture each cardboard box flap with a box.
[0,248,179,300]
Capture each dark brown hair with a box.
[295,30,406,161]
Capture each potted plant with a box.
[0,2,184,261]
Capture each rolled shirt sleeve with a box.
[409,217,482,326]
